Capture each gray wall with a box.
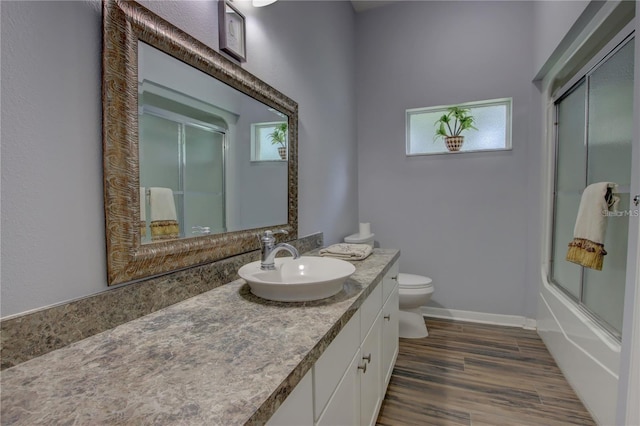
[356,1,537,317]
[532,0,591,76]
[0,0,358,317]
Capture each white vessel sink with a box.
[238,256,356,302]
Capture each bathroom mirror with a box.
[138,41,289,242]
[103,0,298,285]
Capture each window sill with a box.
[406,147,513,157]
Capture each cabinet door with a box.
[316,349,361,426]
[360,313,382,426]
[382,261,399,303]
[381,286,399,389]
[360,283,382,341]
[314,311,360,420]
[266,370,313,426]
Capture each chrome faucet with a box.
[258,230,300,270]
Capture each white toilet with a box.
[397,273,434,338]
[344,232,435,339]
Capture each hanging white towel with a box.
[149,187,179,240]
[319,243,372,260]
[566,182,619,271]
[140,187,147,238]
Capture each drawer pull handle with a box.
[384,314,391,321]
[358,363,367,374]
[363,353,371,363]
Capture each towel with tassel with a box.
[319,243,372,260]
[566,182,619,271]
[149,187,180,241]
[140,187,147,238]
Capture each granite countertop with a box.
[1,249,399,425]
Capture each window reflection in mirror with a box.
[137,41,289,244]
[251,120,288,162]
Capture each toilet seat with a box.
[397,273,432,290]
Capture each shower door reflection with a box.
[139,108,226,243]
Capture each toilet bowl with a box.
[397,273,434,338]
[340,232,433,338]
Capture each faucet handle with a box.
[261,229,288,238]
[257,229,288,244]
[256,231,270,245]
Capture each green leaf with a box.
[268,122,288,147]
[434,104,478,140]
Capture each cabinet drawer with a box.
[382,261,399,304]
[360,283,382,341]
[314,310,360,421]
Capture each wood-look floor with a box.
[377,318,595,426]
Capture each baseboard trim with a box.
[420,306,537,330]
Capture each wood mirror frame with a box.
[102,0,298,285]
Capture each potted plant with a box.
[434,106,478,152]
[268,122,288,160]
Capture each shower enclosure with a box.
[550,35,635,338]
[139,107,226,242]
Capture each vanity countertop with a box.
[1,249,399,425]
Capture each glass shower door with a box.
[550,35,635,337]
[582,38,635,333]
[551,81,587,300]
[139,113,181,244]
[184,124,226,235]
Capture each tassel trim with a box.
[151,220,180,241]
[566,238,607,271]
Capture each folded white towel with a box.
[150,187,177,222]
[319,243,372,260]
[149,187,179,240]
[566,182,619,271]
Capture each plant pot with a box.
[278,147,287,160]
[445,136,464,152]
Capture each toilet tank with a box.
[344,233,375,248]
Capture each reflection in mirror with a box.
[137,42,289,243]
[102,0,298,285]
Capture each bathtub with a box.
[538,272,621,425]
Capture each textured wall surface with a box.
[356,1,537,317]
[1,0,358,317]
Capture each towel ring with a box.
[605,187,617,208]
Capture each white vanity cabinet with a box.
[313,262,398,426]
[266,370,314,426]
[267,260,400,426]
